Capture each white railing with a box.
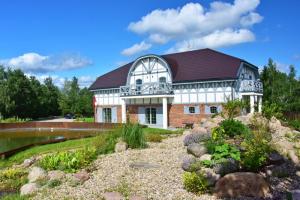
[240,80,263,93]
[120,82,173,96]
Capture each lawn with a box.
[0,127,181,169]
[74,117,95,122]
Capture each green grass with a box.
[143,127,183,135]
[74,117,94,122]
[0,136,98,169]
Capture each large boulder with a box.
[267,152,285,165]
[28,167,48,183]
[191,127,207,135]
[73,170,90,183]
[198,168,220,186]
[115,141,128,153]
[181,155,197,172]
[20,183,39,196]
[183,133,210,146]
[213,158,239,176]
[187,143,207,158]
[214,172,270,198]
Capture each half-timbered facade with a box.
[89,48,263,129]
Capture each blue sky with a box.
[0,0,299,87]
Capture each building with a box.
[89,48,263,129]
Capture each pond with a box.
[0,129,104,154]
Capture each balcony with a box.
[120,82,173,96]
[240,80,263,93]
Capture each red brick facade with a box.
[96,103,221,128]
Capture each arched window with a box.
[159,77,166,83]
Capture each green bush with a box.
[122,123,146,149]
[241,125,272,171]
[182,172,208,194]
[0,168,28,191]
[94,129,122,154]
[262,102,283,120]
[39,147,97,172]
[211,143,240,162]
[222,99,245,119]
[145,134,163,143]
[220,119,250,137]
[288,120,300,131]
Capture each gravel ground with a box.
[34,135,217,200]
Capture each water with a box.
[0,129,104,154]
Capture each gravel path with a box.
[34,135,216,200]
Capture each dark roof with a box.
[89,48,256,90]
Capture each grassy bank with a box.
[0,127,182,169]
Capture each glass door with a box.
[145,107,157,124]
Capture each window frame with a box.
[210,106,218,114]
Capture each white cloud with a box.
[123,0,262,55]
[275,61,290,74]
[26,73,96,88]
[121,41,152,56]
[0,52,92,73]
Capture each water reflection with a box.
[0,129,103,153]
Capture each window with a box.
[210,106,218,114]
[136,79,142,85]
[103,108,112,123]
[159,77,166,83]
[189,107,195,114]
[136,79,142,94]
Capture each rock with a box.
[115,141,128,153]
[102,192,124,200]
[187,143,207,158]
[200,118,207,124]
[191,127,207,135]
[211,115,224,125]
[202,121,218,130]
[28,167,47,183]
[20,183,39,196]
[181,155,197,172]
[199,154,212,161]
[291,190,300,200]
[267,152,285,165]
[129,162,160,169]
[129,195,146,200]
[183,130,191,136]
[265,163,291,177]
[23,158,35,167]
[48,170,65,181]
[296,171,300,177]
[183,133,210,146]
[73,171,90,183]
[213,158,239,175]
[214,172,270,198]
[269,116,282,133]
[288,150,300,166]
[198,168,220,186]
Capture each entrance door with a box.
[145,107,157,124]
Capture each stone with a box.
[183,133,210,146]
[211,115,224,125]
[102,192,124,200]
[129,162,160,169]
[199,154,212,161]
[129,195,146,200]
[187,143,207,158]
[296,171,300,177]
[48,170,65,181]
[181,155,197,172]
[20,183,39,196]
[183,130,191,136]
[23,158,35,167]
[267,152,285,165]
[291,190,300,200]
[115,141,128,153]
[73,171,90,183]
[191,127,207,135]
[28,167,47,183]
[198,168,220,186]
[288,150,300,166]
[269,116,282,133]
[213,158,239,175]
[202,121,218,130]
[200,118,207,124]
[265,163,291,177]
[214,172,270,198]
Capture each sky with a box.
[0,0,300,87]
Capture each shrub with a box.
[122,123,146,149]
[211,143,240,162]
[183,133,210,146]
[182,172,208,194]
[39,147,97,172]
[288,120,300,131]
[94,129,122,154]
[262,102,283,120]
[241,123,272,171]
[146,134,163,143]
[0,168,28,191]
[222,99,245,119]
[220,119,250,137]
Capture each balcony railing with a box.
[120,82,173,96]
[240,80,263,93]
